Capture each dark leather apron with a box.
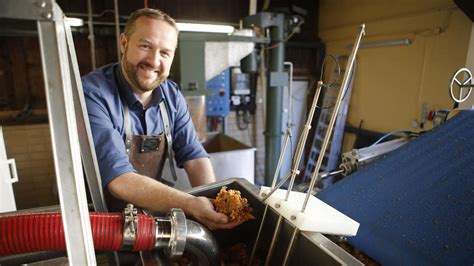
[104,66,177,212]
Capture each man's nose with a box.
[148,50,162,69]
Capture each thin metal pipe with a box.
[261,172,290,202]
[86,0,96,69]
[261,81,323,203]
[282,228,299,265]
[264,215,283,266]
[261,81,323,264]
[248,127,292,265]
[285,80,322,200]
[113,0,121,61]
[272,127,292,188]
[279,24,365,265]
[302,24,365,213]
[247,204,268,265]
[284,62,293,128]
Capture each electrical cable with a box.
[370,130,419,146]
[316,55,351,110]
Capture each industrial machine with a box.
[2,1,472,265]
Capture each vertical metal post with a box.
[113,0,121,61]
[87,0,96,69]
[37,3,96,265]
[65,16,107,213]
[265,15,285,186]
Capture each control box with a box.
[206,69,230,117]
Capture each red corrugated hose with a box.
[0,212,156,256]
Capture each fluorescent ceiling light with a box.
[177,22,234,34]
[65,17,84,27]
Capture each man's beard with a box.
[122,50,166,92]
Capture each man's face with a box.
[120,16,178,92]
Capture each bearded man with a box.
[82,8,240,230]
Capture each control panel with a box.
[206,69,230,117]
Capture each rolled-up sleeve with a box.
[83,80,135,188]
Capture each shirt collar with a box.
[115,63,164,109]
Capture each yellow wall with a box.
[319,0,472,150]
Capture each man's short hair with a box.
[124,8,178,38]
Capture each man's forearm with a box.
[107,172,194,213]
[183,157,216,187]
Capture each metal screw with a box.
[36,1,46,8]
[261,193,267,197]
[290,215,296,221]
[275,203,280,208]
[42,12,52,19]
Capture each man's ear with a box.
[119,33,127,55]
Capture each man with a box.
[82,8,239,230]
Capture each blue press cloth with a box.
[318,110,474,265]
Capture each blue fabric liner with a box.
[317,110,474,265]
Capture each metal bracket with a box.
[123,204,138,250]
[0,0,54,21]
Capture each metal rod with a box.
[271,127,292,188]
[279,24,365,265]
[320,168,344,179]
[302,24,365,213]
[264,215,283,266]
[284,62,294,128]
[248,127,292,265]
[261,81,323,264]
[261,172,290,202]
[86,0,96,69]
[247,204,269,265]
[282,228,299,266]
[261,81,323,203]
[113,0,121,61]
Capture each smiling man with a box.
[82,8,240,230]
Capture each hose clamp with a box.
[122,204,138,250]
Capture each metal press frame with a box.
[249,24,366,266]
[1,0,109,264]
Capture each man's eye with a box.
[140,45,150,50]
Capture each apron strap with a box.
[159,101,178,182]
[114,66,133,154]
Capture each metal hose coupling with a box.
[154,208,187,258]
[122,204,187,256]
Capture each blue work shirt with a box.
[82,63,208,188]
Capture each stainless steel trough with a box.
[187,178,362,265]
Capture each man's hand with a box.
[108,172,241,230]
[184,196,243,230]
